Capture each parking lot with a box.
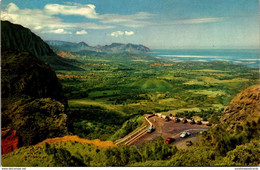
[132,115,210,147]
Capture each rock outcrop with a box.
[221,84,260,129]
[1,51,69,147]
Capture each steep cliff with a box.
[1,20,81,70]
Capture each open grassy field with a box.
[188,90,226,97]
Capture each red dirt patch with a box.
[150,63,173,66]
[57,51,76,59]
[1,128,19,154]
[150,63,162,66]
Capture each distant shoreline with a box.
[148,49,260,68]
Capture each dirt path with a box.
[132,116,209,147]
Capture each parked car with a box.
[147,126,155,133]
[165,137,175,144]
[165,116,170,122]
[180,131,191,138]
[190,119,195,124]
[182,118,187,123]
[196,120,202,125]
[174,118,180,123]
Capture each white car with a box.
[180,131,191,138]
[147,127,155,133]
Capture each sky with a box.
[1,0,259,49]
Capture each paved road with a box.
[132,116,210,146]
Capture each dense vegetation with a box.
[2,130,259,166]
[68,104,144,140]
[3,98,68,146]
[1,50,68,146]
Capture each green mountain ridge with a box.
[1,20,81,70]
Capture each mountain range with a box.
[46,40,150,54]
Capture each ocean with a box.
[149,49,260,68]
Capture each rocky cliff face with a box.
[1,51,68,147]
[1,51,65,102]
[221,84,260,129]
[3,98,68,146]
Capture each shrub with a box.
[219,140,260,166]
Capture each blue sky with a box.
[1,0,259,49]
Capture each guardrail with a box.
[125,129,148,145]
[115,125,148,145]
[145,115,153,127]
[115,114,155,145]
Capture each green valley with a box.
[56,52,258,140]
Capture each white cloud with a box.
[1,2,114,35]
[100,12,153,23]
[50,28,72,34]
[6,2,19,12]
[2,2,155,36]
[125,31,134,36]
[44,3,98,19]
[76,30,88,35]
[109,31,124,37]
[34,26,43,30]
[99,12,154,27]
[2,3,61,29]
[109,31,135,37]
[166,17,226,25]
